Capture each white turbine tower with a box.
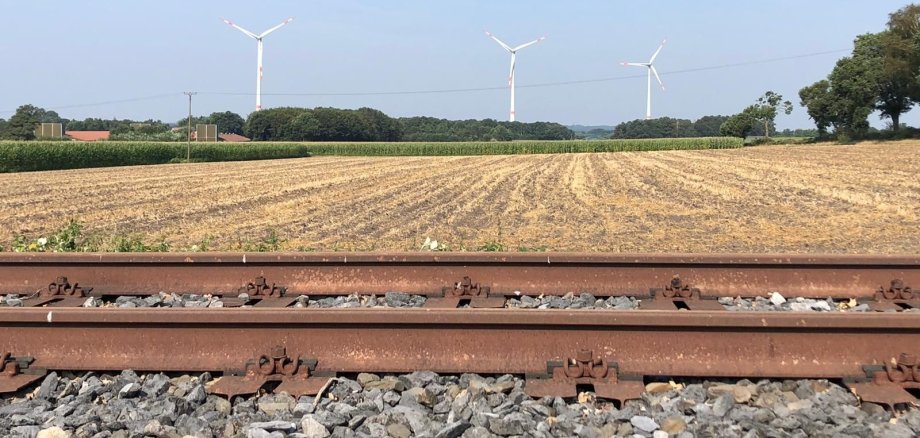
[485,31,545,122]
[622,39,667,120]
[222,17,294,111]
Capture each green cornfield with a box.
[0,141,311,173]
[0,137,742,173]
[300,137,743,156]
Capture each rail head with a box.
[0,252,917,266]
[3,307,920,330]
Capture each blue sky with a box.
[0,1,911,129]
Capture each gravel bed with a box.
[1,294,26,307]
[506,293,640,310]
[1,370,918,438]
[0,293,428,309]
[718,292,920,313]
[3,291,916,313]
[302,293,427,309]
[718,295,863,312]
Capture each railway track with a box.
[1,252,918,411]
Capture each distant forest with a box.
[611,116,735,139]
[2,103,822,142]
[244,108,576,142]
[0,104,577,142]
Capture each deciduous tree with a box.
[885,4,920,102]
[719,112,755,138]
[748,91,793,139]
[206,111,245,135]
[798,80,835,136]
[7,104,44,140]
[488,125,512,141]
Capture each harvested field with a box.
[0,141,917,253]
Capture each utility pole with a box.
[183,91,198,162]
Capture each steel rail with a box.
[0,308,916,386]
[0,308,917,376]
[0,252,916,298]
[2,307,919,404]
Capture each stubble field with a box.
[0,141,917,253]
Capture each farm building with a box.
[188,132,251,142]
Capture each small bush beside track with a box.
[0,137,742,173]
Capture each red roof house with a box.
[65,131,110,141]
[218,133,251,142]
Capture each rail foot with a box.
[0,352,45,394]
[846,382,917,408]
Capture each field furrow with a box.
[0,141,916,253]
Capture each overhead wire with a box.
[0,49,848,114]
[0,93,182,115]
[199,49,849,97]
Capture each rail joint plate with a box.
[43,276,91,298]
[641,276,723,311]
[238,276,286,297]
[846,353,920,408]
[525,350,644,404]
[208,345,325,399]
[427,276,503,308]
[866,279,918,312]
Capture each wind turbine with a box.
[222,17,294,111]
[485,31,545,122]
[622,39,667,120]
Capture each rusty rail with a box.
[1,252,919,405]
[1,307,919,405]
[0,252,916,298]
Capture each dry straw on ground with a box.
[0,141,917,253]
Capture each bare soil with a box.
[0,141,917,253]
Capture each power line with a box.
[199,49,849,97]
[0,93,182,115]
[0,48,849,114]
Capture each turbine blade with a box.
[649,38,667,63]
[512,36,546,51]
[621,62,646,67]
[222,18,258,39]
[485,31,513,52]
[509,54,516,85]
[259,17,294,38]
[651,66,665,90]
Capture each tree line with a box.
[0,104,575,142]
[244,109,575,142]
[399,117,575,141]
[610,116,735,139]
[0,105,247,141]
[243,107,402,141]
[798,4,920,140]
[719,91,794,139]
